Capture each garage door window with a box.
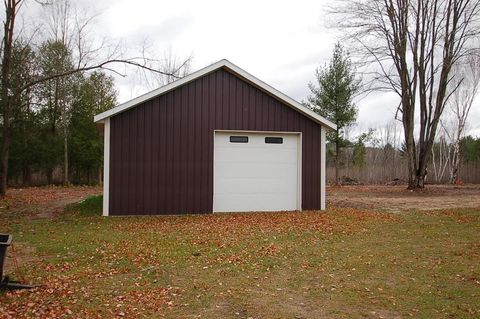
[230,136,249,143]
[265,137,283,144]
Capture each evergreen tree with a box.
[69,71,116,184]
[460,136,480,163]
[352,129,376,168]
[308,43,360,183]
[8,41,40,184]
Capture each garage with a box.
[94,59,336,215]
[213,131,301,212]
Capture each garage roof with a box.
[94,59,337,130]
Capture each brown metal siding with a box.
[109,68,323,215]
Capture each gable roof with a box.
[94,59,337,130]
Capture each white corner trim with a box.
[93,59,337,131]
[320,128,326,210]
[297,132,303,211]
[102,118,110,216]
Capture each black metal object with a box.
[0,234,12,281]
[0,233,41,290]
[1,276,41,290]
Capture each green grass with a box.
[65,194,103,216]
[1,205,479,318]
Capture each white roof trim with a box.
[94,59,337,130]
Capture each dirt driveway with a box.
[0,185,101,218]
[327,184,480,212]
[2,184,478,217]
[0,186,102,274]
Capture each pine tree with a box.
[308,43,360,184]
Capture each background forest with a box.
[325,129,480,184]
[3,0,480,187]
[2,0,189,188]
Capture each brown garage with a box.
[94,59,336,216]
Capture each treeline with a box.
[7,40,116,186]
[0,0,193,194]
[307,38,479,187]
[308,0,480,189]
[430,135,480,184]
[327,134,480,184]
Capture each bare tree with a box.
[42,0,75,185]
[447,55,480,183]
[1,0,20,196]
[431,126,452,182]
[378,120,401,180]
[157,49,192,85]
[332,0,480,189]
[432,55,480,183]
[135,46,192,91]
[0,0,188,195]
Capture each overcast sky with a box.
[27,0,480,137]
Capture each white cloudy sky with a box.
[25,0,480,137]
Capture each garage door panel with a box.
[215,148,297,164]
[214,193,296,212]
[215,177,296,194]
[215,162,297,179]
[213,131,300,213]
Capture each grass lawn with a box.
[0,192,479,318]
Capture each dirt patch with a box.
[0,185,101,219]
[327,184,480,212]
[366,310,402,319]
[2,242,37,276]
[0,186,101,277]
[247,289,329,319]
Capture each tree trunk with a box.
[63,125,69,185]
[412,146,431,189]
[23,165,32,186]
[0,0,17,196]
[99,166,103,187]
[404,123,418,189]
[0,132,11,195]
[450,141,460,184]
[46,168,53,185]
[391,148,396,180]
[335,138,339,185]
[415,174,425,188]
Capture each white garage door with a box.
[213,131,300,212]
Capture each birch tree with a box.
[431,128,452,182]
[447,55,480,183]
